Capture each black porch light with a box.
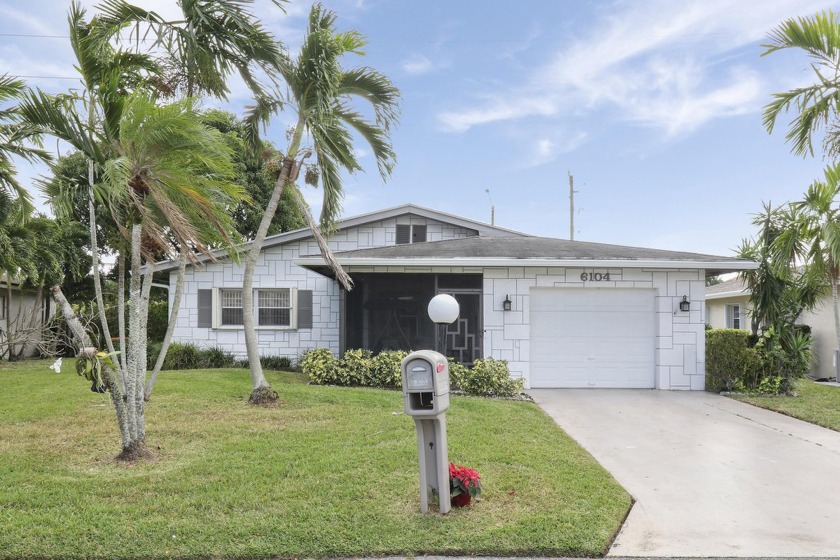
[679,295,690,312]
[503,294,512,311]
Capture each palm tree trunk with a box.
[136,258,154,441]
[118,253,127,373]
[6,281,14,359]
[145,251,186,400]
[242,116,307,403]
[51,284,131,451]
[126,224,142,441]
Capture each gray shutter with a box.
[297,290,313,329]
[395,224,410,245]
[412,225,427,243]
[197,289,212,328]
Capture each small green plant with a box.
[460,357,523,398]
[449,462,482,507]
[757,375,785,395]
[200,346,236,368]
[370,350,407,388]
[447,358,468,390]
[163,342,202,370]
[339,348,373,385]
[300,348,340,385]
[260,355,294,371]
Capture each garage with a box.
[529,287,656,388]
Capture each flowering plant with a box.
[449,462,482,499]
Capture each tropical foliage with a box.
[240,3,400,403]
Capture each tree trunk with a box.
[145,251,186,400]
[6,281,14,359]
[832,269,840,380]
[51,284,134,454]
[126,224,142,442]
[242,116,308,403]
[118,253,127,374]
[135,258,154,441]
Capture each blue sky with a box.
[2,0,838,256]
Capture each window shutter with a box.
[197,289,212,328]
[412,225,427,243]
[297,290,313,329]
[395,224,411,245]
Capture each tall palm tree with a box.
[241,3,400,404]
[763,10,840,158]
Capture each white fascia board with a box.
[705,290,751,300]
[293,257,759,270]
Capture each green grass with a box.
[0,359,630,559]
[732,379,840,432]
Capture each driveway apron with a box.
[530,389,840,557]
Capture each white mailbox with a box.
[401,349,452,514]
[402,350,450,417]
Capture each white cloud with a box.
[526,133,588,168]
[439,0,829,136]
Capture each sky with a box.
[2,0,839,257]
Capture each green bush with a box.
[705,329,763,392]
[460,357,524,398]
[447,357,469,390]
[338,348,373,385]
[163,342,203,370]
[260,355,294,371]
[370,350,407,388]
[301,348,340,385]
[200,346,236,369]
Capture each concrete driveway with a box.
[530,389,840,557]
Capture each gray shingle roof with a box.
[316,236,748,262]
[706,277,749,297]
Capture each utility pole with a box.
[568,172,577,240]
[485,188,495,225]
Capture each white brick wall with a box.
[170,217,477,359]
[482,267,706,390]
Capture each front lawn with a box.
[731,379,840,432]
[0,359,630,559]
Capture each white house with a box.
[0,274,53,359]
[159,204,755,390]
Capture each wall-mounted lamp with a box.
[503,294,512,311]
[679,295,690,312]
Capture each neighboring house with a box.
[159,204,755,390]
[706,277,838,380]
[0,274,53,359]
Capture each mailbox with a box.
[401,350,449,417]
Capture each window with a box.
[396,224,427,245]
[212,287,299,329]
[726,304,741,330]
[0,295,5,319]
[258,289,291,326]
[221,289,244,326]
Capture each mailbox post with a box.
[401,350,451,514]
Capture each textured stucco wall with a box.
[170,216,477,359]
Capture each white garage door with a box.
[530,288,655,388]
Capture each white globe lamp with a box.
[428,294,459,325]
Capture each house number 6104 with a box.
[580,272,611,281]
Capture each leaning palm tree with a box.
[763,10,840,158]
[241,3,400,404]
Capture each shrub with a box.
[370,350,407,388]
[447,358,469,390]
[200,346,236,369]
[301,348,340,385]
[338,348,373,386]
[260,355,294,371]
[705,329,763,392]
[163,342,203,370]
[460,357,524,398]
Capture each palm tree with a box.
[241,3,400,404]
[786,165,840,362]
[0,75,50,218]
[95,0,287,399]
[763,10,840,158]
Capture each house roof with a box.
[705,277,750,300]
[152,203,527,272]
[295,236,757,276]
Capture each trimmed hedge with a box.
[302,348,524,398]
[705,329,764,392]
